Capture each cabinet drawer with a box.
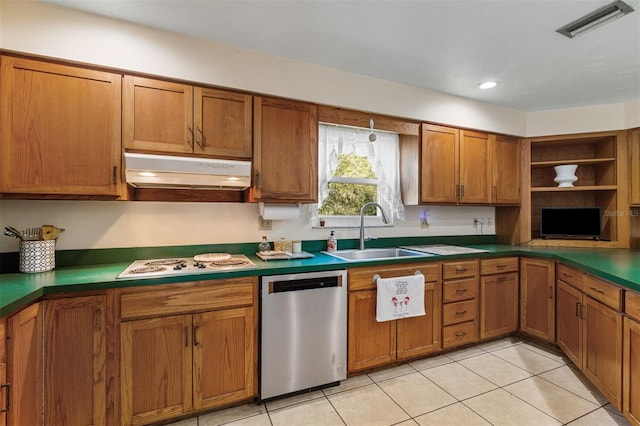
[442,320,477,349]
[582,274,622,311]
[482,272,518,286]
[443,300,477,326]
[442,278,478,303]
[481,257,518,275]
[348,262,440,291]
[443,260,478,280]
[626,291,640,322]
[120,278,256,320]
[556,263,583,291]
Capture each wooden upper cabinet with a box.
[420,125,494,204]
[124,77,252,160]
[0,56,122,197]
[631,129,640,206]
[493,136,521,204]
[420,124,459,204]
[194,87,252,159]
[459,130,492,204]
[123,76,194,154]
[253,96,318,203]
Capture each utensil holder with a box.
[19,240,56,273]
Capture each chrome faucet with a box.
[359,202,391,250]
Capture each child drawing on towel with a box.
[392,296,399,313]
[403,296,410,312]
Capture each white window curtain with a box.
[318,123,405,221]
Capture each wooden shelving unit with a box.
[507,130,631,248]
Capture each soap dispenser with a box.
[327,231,337,253]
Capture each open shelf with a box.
[531,185,617,192]
[530,158,616,168]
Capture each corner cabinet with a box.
[252,97,318,202]
[0,56,122,198]
[123,76,252,159]
[4,296,107,426]
[347,263,440,373]
[119,278,257,426]
[624,291,640,425]
[519,257,555,342]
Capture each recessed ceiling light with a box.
[557,0,635,39]
[478,81,498,90]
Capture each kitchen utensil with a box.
[5,226,24,240]
[41,225,65,241]
[369,119,377,142]
[22,227,42,241]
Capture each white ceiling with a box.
[43,0,640,112]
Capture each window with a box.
[315,123,404,228]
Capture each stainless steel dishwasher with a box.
[260,269,347,400]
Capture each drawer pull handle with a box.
[455,332,466,337]
[496,276,507,282]
[563,272,572,278]
[589,286,605,294]
[456,288,468,293]
[456,310,467,315]
[455,267,467,273]
[496,264,507,269]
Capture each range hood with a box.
[124,152,252,190]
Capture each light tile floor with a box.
[168,336,630,426]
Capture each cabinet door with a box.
[253,96,318,202]
[0,318,5,426]
[519,258,555,342]
[555,280,583,368]
[194,87,252,159]
[348,290,396,373]
[583,296,623,410]
[121,315,193,426]
[43,296,107,426]
[192,307,256,410]
[480,272,518,339]
[631,129,640,206]
[420,123,459,203]
[493,136,520,204]
[624,317,640,425]
[0,56,121,197]
[123,75,193,154]
[6,303,42,426]
[459,130,492,204]
[396,283,440,359]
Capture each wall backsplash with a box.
[0,199,495,253]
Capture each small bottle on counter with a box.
[258,235,271,252]
[327,230,337,252]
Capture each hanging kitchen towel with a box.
[376,273,425,322]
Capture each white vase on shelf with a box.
[554,164,578,187]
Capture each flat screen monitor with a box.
[539,207,602,239]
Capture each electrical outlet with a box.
[486,217,492,227]
[258,216,272,230]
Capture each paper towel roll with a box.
[259,203,301,220]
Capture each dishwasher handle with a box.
[269,275,342,293]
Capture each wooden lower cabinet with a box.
[0,317,6,426]
[624,316,640,425]
[519,258,555,342]
[43,296,107,426]
[120,278,257,425]
[6,303,42,426]
[441,260,479,349]
[347,263,440,373]
[556,271,623,410]
[480,257,519,339]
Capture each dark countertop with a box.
[1,244,639,318]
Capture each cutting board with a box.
[256,251,315,261]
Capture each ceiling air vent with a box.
[557,0,635,38]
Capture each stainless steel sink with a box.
[323,248,434,261]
